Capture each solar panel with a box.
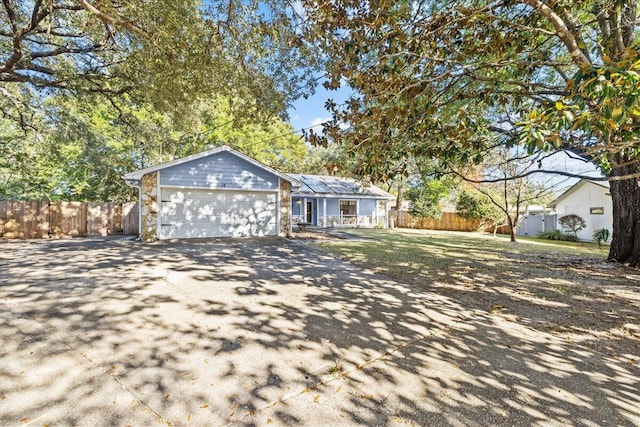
[289,173,390,198]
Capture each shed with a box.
[550,179,613,241]
[123,146,300,241]
[288,174,395,228]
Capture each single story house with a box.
[123,146,394,241]
[289,174,395,228]
[549,179,613,241]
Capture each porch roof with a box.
[288,174,394,199]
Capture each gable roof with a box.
[550,179,610,207]
[288,174,395,199]
[122,145,301,187]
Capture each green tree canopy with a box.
[0,95,309,201]
[303,0,640,265]
[1,1,319,122]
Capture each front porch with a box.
[291,196,389,228]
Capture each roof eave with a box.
[121,145,301,186]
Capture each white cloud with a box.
[309,117,330,129]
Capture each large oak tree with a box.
[303,0,640,265]
[1,0,317,120]
[1,1,317,201]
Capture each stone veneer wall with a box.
[280,179,292,237]
[140,172,158,242]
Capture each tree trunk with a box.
[395,182,404,211]
[507,215,516,242]
[608,163,640,267]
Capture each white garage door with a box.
[159,189,278,239]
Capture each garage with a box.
[159,189,277,239]
[122,145,300,241]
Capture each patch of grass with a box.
[319,228,608,274]
[317,228,622,291]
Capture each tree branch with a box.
[519,0,591,65]
[74,0,149,39]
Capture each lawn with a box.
[316,228,640,359]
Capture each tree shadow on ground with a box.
[0,235,638,426]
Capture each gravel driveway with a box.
[1,237,638,426]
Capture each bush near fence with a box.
[0,201,139,239]
[390,211,480,232]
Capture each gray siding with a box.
[292,197,302,216]
[359,199,376,215]
[160,151,279,190]
[326,199,340,216]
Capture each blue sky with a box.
[287,84,601,194]
[287,85,353,132]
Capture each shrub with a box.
[592,228,610,246]
[537,230,578,242]
[558,214,587,240]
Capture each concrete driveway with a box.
[1,237,638,426]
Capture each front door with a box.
[306,201,313,224]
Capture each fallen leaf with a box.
[313,394,320,403]
[200,404,209,409]
[267,419,273,424]
[229,411,236,417]
[20,418,29,423]
[301,387,311,394]
[187,414,192,422]
[336,385,342,392]
[164,393,170,400]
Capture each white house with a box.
[550,179,613,241]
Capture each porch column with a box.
[384,200,390,228]
[374,199,378,226]
[303,197,307,223]
[356,199,360,227]
[323,198,327,228]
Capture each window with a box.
[590,207,604,215]
[340,200,356,216]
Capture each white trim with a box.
[156,171,161,239]
[356,199,360,227]
[303,197,307,223]
[289,183,293,235]
[339,199,357,215]
[374,200,378,225]
[137,186,142,239]
[159,185,279,193]
[276,178,281,236]
[384,200,389,228]
[294,193,394,201]
[323,198,327,228]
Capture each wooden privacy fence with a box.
[0,201,139,239]
[390,210,480,232]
